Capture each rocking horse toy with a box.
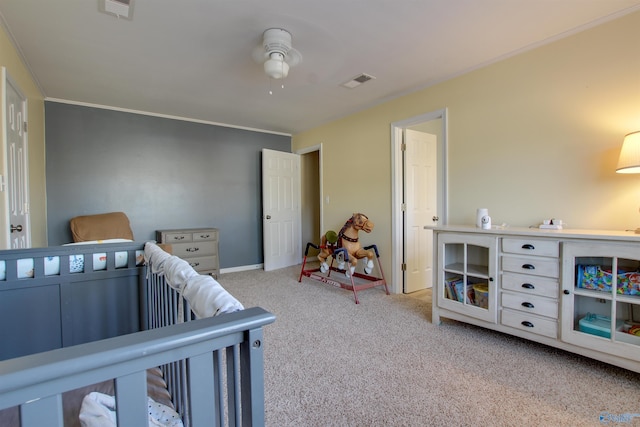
[318,212,375,277]
[298,212,389,304]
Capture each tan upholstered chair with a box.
[69,212,134,242]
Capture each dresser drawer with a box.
[501,272,558,298]
[170,241,217,258]
[502,238,559,257]
[192,230,218,241]
[501,308,558,339]
[501,254,559,278]
[185,255,219,272]
[162,232,192,243]
[501,291,558,319]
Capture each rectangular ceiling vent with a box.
[342,73,376,89]
[99,0,135,20]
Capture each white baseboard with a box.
[220,264,263,274]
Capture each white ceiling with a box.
[1,0,640,135]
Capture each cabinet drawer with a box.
[192,230,218,241]
[501,272,558,298]
[501,291,558,319]
[501,254,558,278]
[162,232,192,243]
[502,238,559,257]
[501,308,558,339]
[170,241,217,258]
[185,255,219,272]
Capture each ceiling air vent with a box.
[99,0,135,20]
[342,73,376,89]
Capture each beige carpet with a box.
[219,263,640,427]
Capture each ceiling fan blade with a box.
[285,48,302,67]
[251,45,267,64]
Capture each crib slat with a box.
[187,352,217,426]
[115,370,148,426]
[241,327,267,427]
[20,394,63,427]
[227,345,240,426]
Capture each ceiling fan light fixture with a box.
[264,56,289,79]
[253,28,302,82]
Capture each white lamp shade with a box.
[264,53,289,79]
[616,131,640,173]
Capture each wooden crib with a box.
[0,241,275,426]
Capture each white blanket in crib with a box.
[79,392,183,427]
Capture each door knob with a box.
[10,224,22,233]
[432,216,439,222]
[265,215,271,219]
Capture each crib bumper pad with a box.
[144,242,244,317]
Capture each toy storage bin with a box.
[473,284,489,309]
[578,313,624,338]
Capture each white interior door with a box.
[2,69,30,249]
[404,129,437,293]
[262,149,301,271]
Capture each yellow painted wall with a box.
[293,11,640,282]
[0,24,46,247]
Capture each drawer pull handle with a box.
[522,264,535,270]
[521,244,535,250]
[190,262,200,267]
[186,247,200,252]
[521,302,534,309]
[173,236,185,241]
[521,321,534,328]
[200,234,210,238]
[522,283,535,289]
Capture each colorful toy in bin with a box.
[576,265,640,295]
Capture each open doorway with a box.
[297,144,322,253]
[391,109,448,294]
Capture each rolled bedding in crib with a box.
[144,242,244,317]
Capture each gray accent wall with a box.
[45,102,291,268]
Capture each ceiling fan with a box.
[252,28,303,80]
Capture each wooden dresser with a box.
[432,225,640,373]
[156,228,220,278]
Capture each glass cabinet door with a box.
[561,242,640,362]
[437,233,498,323]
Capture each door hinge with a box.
[401,263,406,271]
[23,122,27,133]
[401,143,406,151]
[401,203,406,212]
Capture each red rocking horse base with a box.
[298,242,390,304]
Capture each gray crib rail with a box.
[0,307,275,427]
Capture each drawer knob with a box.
[521,244,535,250]
[522,264,535,270]
[521,321,534,328]
[522,283,535,289]
[521,302,534,309]
[563,289,570,295]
